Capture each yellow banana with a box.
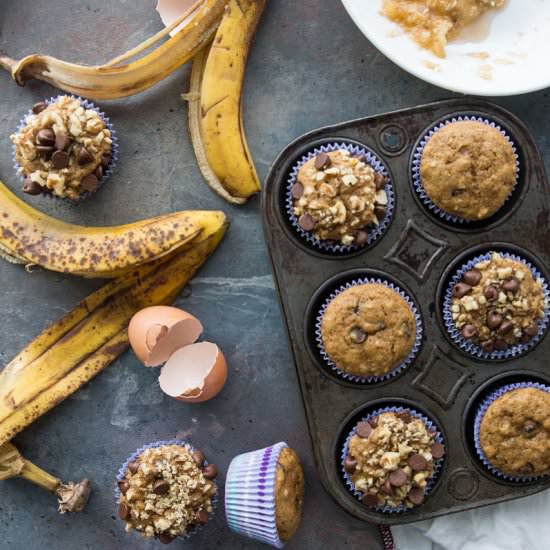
[185,0,266,202]
[0,210,227,447]
[0,0,228,100]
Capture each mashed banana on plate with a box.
[382,0,505,58]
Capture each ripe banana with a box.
[0,210,227,447]
[185,0,267,203]
[0,0,228,100]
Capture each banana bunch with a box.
[0,211,227,447]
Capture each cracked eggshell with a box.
[159,342,228,403]
[128,305,203,367]
[156,0,199,36]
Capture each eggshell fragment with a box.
[159,342,227,403]
[156,0,199,36]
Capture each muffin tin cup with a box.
[225,442,288,549]
[115,439,217,542]
[340,406,445,514]
[13,95,119,202]
[474,382,550,482]
[315,277,423,384]
[285,141,394,253]
[411,115,520,224]
[442,251,550,360]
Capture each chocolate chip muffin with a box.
[320,283,417,378]
[116,443,217,543]
[343,411,444,509]
[478,387,550,477]
[420,120,516,220]
[292,149,388,246]
[11,96,113,200]
[450,252,546,353]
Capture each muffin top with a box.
[451,252,546,353]
[292,149,388,246]
[344,411,444,509]
[10,96,113,200]
[321,283,416,378]
[117,444,217,543]
[275,447,305,542]
[479,387,550,476]
[420,120,516,220]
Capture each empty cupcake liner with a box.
[225,442,288,548]
[13,95,118,202]
[285,142,394,253]
[115,439,217,541]
[341,406,445,514]
[443,251,550,360]
[411,115,520,224]
[474,382,550,482]
[315,278,423,384]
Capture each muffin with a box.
[116,442,217,543]
[320,283,417,379]
[291,148,389,247]
[11,96,114,200]
[476,385,550,478]
[419,120,516,221]
[225,442,304,547]
[342,410,445,510]
[449,252,547,353]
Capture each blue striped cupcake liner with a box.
[411,115,520,224]
[225,442,288,548]
[286,142,394,253]
[315,278,422,383]
[474,382,550,482]
[115,439,218,541]
[13,94,118,202]
[443,251,550,360]
[341,406,445,513]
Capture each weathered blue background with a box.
[0,1,548,548]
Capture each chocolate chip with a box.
[355,230,369,246]
[54,131,70,152]
[494,338,508,350]
[81,174,99,192]
[153,479,170,495]
[524,322,539,337]
[461,324,478,339]
[344,456,357,473]
[52,150,69,169]
[451,188,465,197]
[192,450,205,467]
[521,334,532,344]
[117,480,129,494]
[23,178,43,195]
[36,145,54,158]
[389,469,408,487]
[95,164,104,180]
[362,492,379,507]
[101,153,112,167]
[431,442,445,459]
[350,327,367,344]
[381,480,394,496]
[128,460,140,475]
[202,464,218,480]
[32,101,47,114]
[118,501,129,520]
[522,420,538,436]
[502,277,520,293]
[298,213,315,231]
[463,269,482,286]
[159,533,174,545]
[291,182,304,199]
[519,463,534,474]
[408,453,428,472]
[77,147,93,165]
[314,152,331,170]
[407,487,425,505]
[36,128,55,146]
[480,340,495,353]
[368,415,379,428]
[454,282,472,298]
[374,172,387,191]
[196,510,209,524]
[396,411,412,424]
[355,421,373,439]
[484,285,498,301]
[487,311,503,330]
[497,320,513,335]
[374,205,386,220]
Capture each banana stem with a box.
[0,55,16,72]
[20,458,60,492]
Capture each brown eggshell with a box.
[128,306,203,367]
[158,342,227,403]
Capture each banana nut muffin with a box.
[344,411,444,509]
[292,149,388,246]
[451,252,546,352]
[479,387,550,476]
[420,120,516,220]
[321,283,416,378]
[11,96,113,200]
[117,444,217,543]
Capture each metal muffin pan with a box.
[261,98,550,524]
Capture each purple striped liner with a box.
[474,382,550,482]
[13,95,118,202]
[285,142,394,253]
[315,278,422,383]
[443,251,550,360]
[225,442,288,548]
[341,406,445,513]
[115,439,217,541]
[411,115,520,223]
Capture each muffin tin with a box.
[261,98,550,524]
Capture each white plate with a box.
[341,0,550,96]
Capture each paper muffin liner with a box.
[225,441,288,548]
[115,439,218,542]
[443,251,550,360]
[411,115,520,224]
[315,278,422,384]
[341,406,445,514]
[285,142,394,253]
[12,95,118,202]
[474,382,550,482]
